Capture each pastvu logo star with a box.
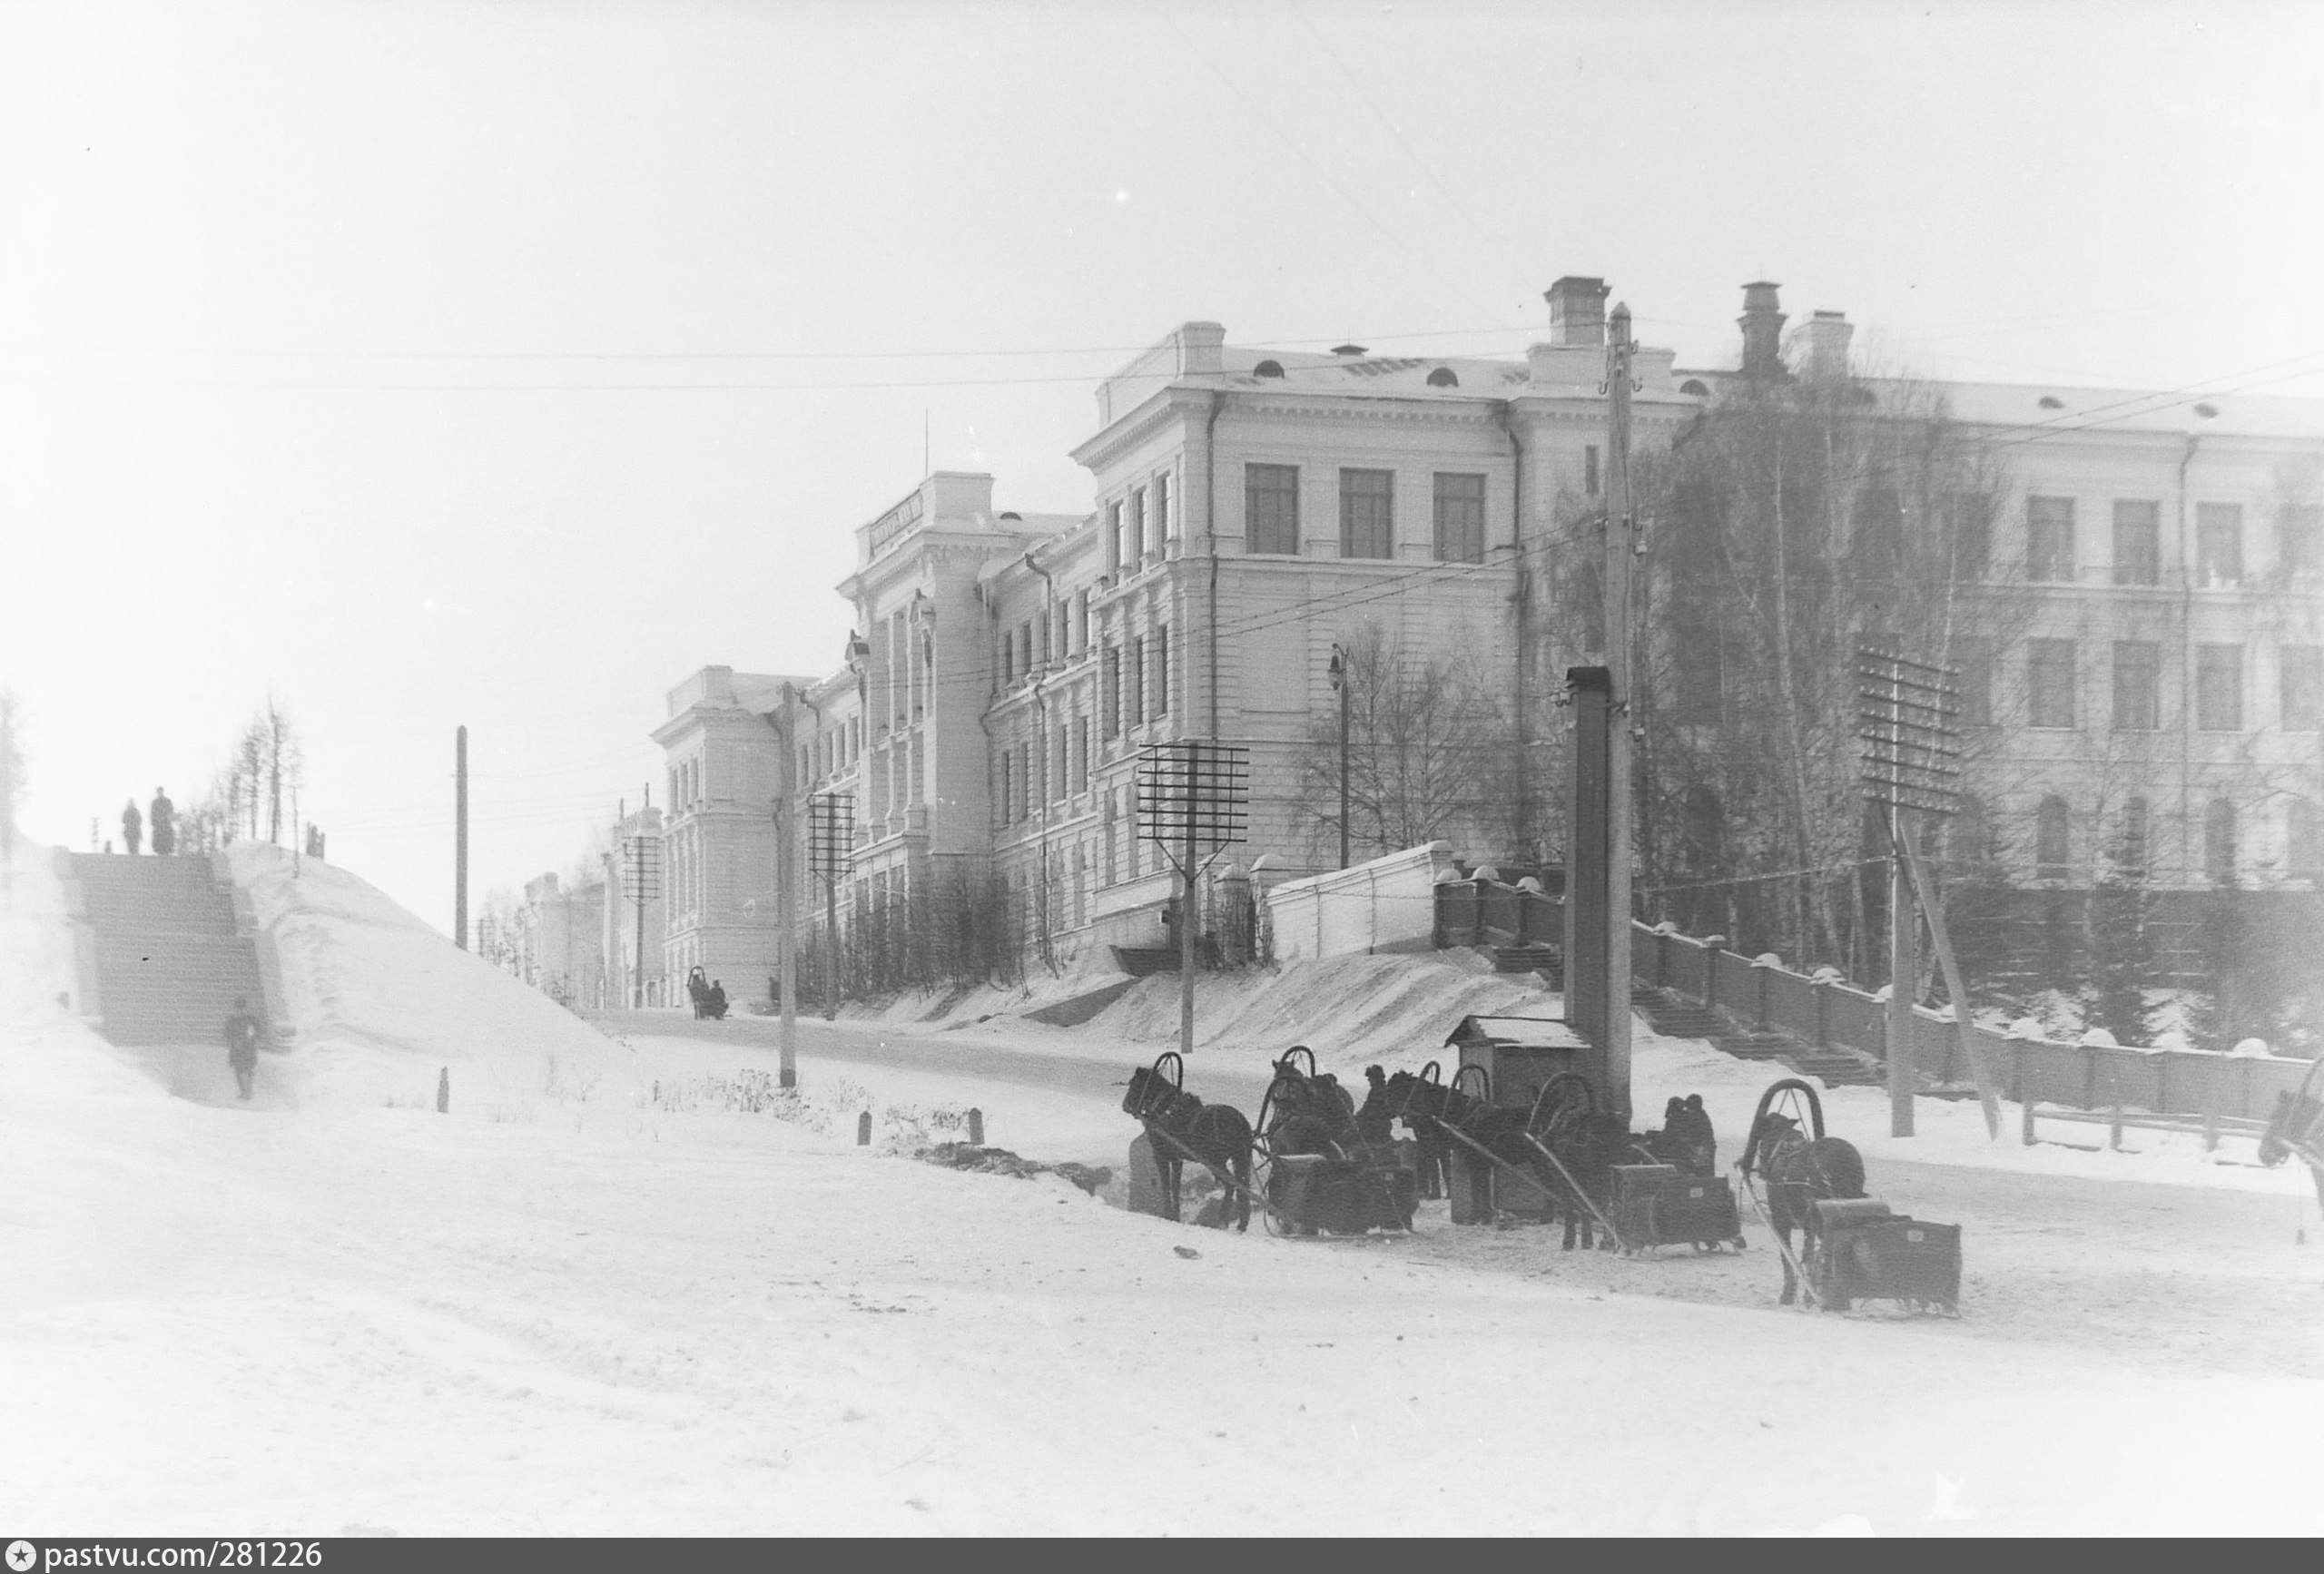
[5,1540,36,1573]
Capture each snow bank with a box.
[229,842,633,1111]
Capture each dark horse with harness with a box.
[1739,1078,1867,1304]
[1122,1051,1256,1230]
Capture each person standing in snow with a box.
[704,979,729,1020]
[149,787,176,855]
[120,799,143,855]
[222,995,263,1101]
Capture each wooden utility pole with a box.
[1600,302,1637,1123]
[777,693,800,1087]
[1179,792,1198,1058]
[454,724,468,949]
[1887,804,1918,1137]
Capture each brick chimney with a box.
[1800,310,1854,380]
[1738,281,1787,380]
[1546,276,1610,348]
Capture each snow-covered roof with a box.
[1937,380,2324,441]
[1443,1015,1590,1051]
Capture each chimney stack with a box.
[1546,276,1611,348]
[1800,310,1854,380]
[1738,281,1787,381]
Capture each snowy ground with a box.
[5,840,2321,1535]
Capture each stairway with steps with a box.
[67,853,267,1046]
[1488,943,1561,990]
[1495,964,1888,1091]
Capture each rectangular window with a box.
[1107,501,1124,573]
[1945,492,1990,580]
[2112,640,2160,731]
[1101,645,1120,738]
[2196,504,2244,586]
[1000,628,1014,685]
[1855,487,1903,579]
[1019,743,1033,822]
[1127,487,1146,564]
[2284,646,2322,731]
[2281,505,2321,576]
[999,754,1014,827]
[1154,473,1171,541]
[1433,471,1486,563]
[1585,446,1600,497]
[1127,635,1147,728]
[2196,643,2243,731]
[1340,467,1393,559]
[2029,638,2076,729]
[1246,464,1300,555]
[2112,499,2160,586]
[1152,625,1170,719]
[2027,497,2075,583]
[1074,714,1091,790]
[1955,638,1993,727]
[1075,590,1090,654]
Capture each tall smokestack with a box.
[1738,281,1787,381]
[1546,276,1611,348]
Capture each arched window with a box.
[2035,795,2071,882]
[1426,366,1459,388]
[1951,795,1993,869]
[1253,359,1285,379]
[2287,799,2319,880]
[1679,379,1710,397]
[2204,796,2237,883]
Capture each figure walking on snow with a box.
[149,788,176,856]
[704,979,729,1020]
[222,995,263,1101]
[120,799,143,856]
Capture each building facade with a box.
[659,278,2324,988]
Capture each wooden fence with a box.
[1434,873,2313,1122]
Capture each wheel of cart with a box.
[1525,1069,1596,1145]
[1256,1055,1414,1235]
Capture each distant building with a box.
[601,803,667,1007]
[513,871,605,1008]
[652,664,814,1003]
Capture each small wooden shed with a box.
[1444,1015,1590,1110]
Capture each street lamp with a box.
[1328,643,1351,870]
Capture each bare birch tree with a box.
[1298,623,1521,866]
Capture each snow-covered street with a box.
[5,844,2321,1535]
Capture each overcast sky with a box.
[4,0,2320,935]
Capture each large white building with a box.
[657,279,2324,992]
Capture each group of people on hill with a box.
[115,788,175,856]
[686,966,730,1020]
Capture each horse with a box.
[1261,1048,1361,1161]
[1741,1108,1867,1303]
[2258,1066,2324,1215]
[1384,1067,1581,1232]
[1535,1110,1637,1250]
[1381,1066,1453,1198]
[1122,1058,1256,1231]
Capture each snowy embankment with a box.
[4,837,2322,1535]
[845,943,2310,1200]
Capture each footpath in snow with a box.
[3,838,2320,1536]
